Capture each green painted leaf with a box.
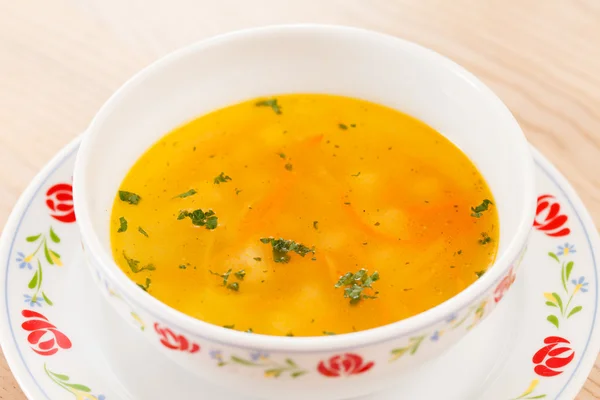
[547,315,559,328]
[230,356,256,366]
[548,252,560,262]
[391,347,407,356]
[567,305,583,318]
[42,292,53,306]
[50,250,61,260]
[264,368,282,378]
[26,234,41,242]
[545,301,558,308]
[285,358,297,367]
[291,370,307,378]
[529,395,547,399]
[49,227,60,243]
[44,243,53,265]
[551,293,563,313]
[28,271,38,289]
[49,372,69,381]
[565,261,574,281]
[63,383,91,392]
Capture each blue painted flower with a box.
[98,395,106,400]
[430,331,441,341]
[571,276,589,293]
[23,294,44,307]
[250,351,269,361]
[445,313,458,323]
[209,349,223,361]
[557,243,576,256]
[16,252,32,270]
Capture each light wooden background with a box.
[1,0,599,398]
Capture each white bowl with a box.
[73,24,535,399]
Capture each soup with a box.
[110,94,499,336]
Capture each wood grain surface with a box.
[1,0,599,398]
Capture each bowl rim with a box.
[73,23,536,352]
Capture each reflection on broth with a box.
[110,94,499,336]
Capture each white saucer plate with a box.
[1,139,599,400]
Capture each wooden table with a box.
[1,0,599,398]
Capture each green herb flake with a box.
[245,328,253,333]
[228,282,240,291]
[255,98,282,114]
[137,278,151,292]
[253,257,262,261]
[338,123,348,130]
[235,188,242,195]
[335,269,380,305]
[458,250,463,255]
[138,226,149,237]
[351,172,361,177]
[285,163,293,171]
[475,270,486,278]
[479,232,492,245]
[260,237,316,263]
[286,332,294,337]
[234,270,246,280]
[178,209,218,230]
[313,221,319,230]
[323,331,336,336]
[210,268,233,286]
[223,324,235,329]
[122,251,156,273]
[470,199,493,218]
[350,124,356,128]
[174,189,197,199]
[117,217,128,233]
[214,172,232,185]
[119,190,141,205]
[278,152,286,159]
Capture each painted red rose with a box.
[494,267,516,303]
[534,194,570,237]
[21,310,72,356]
[46,183,75,223]
[317,353,374,377]
[533,336,575,377]
[154,323,199,353]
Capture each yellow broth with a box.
[110,94,499,336]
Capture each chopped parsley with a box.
[137,278,151,292]
[260,237,315,263]
[313,221,319,230]
[253,257,262,262]
[234,270,246,280]
[335,268,380,305]
[278,152,286,159]
[179,264,186,269]
[323,331,336,336]
[210,268,245,290]
[458,250,463,255]
[471,199,493,218]
[351,172,361,177]
[174,189,197,198]
[117,217,127,233]
[138,226,149,237]
[245,328,253,333]
[475,270,486,278]
[119,190,141,205]
[223,324,235,329]
[255,98,282,114]
[178,209,218,230]
[479,232,492,245]
[122,251,156,273]
[286,332,294,337]
[338,123,348,130]
[284,163,293,171]
[214,172,232,184]
[235,188,242,195]
[350,123,356,128]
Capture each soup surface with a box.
[110,94,498,336]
